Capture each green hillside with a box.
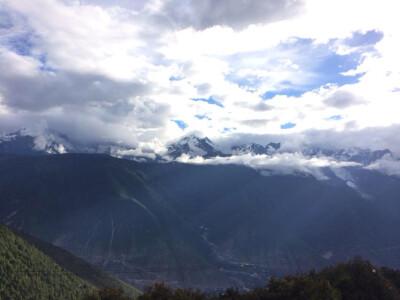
[12,228,141,298]
[0,223,92,299]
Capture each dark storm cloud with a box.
[152,0,305,30]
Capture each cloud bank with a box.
[0,0,400,157]
[366,155,400,177]
[176,152,360,180]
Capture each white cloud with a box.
[176,152,360,180]
[0,0,400,156]
[366,154,400,177]
[0,47,41,77]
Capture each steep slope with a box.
[0,154,219,290]
[12,228,141,297]
[135,163,400,268]
[0,223,91,300]
[1,153,400,291]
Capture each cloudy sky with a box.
[1,0,400,154]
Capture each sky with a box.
[1,0,400,156]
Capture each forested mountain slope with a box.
[0,223,91,299]
[1,153,400,290]
[12,227,141,297]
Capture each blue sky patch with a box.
[172,120,188,130]
[195,114,211,120]
[0,10,13,29]
[262,88,304,100]
[169,75,184,81]
[312,48,363,86]
[8,33,34,56]
[326,115,342,121]
[226,74,263,91]
[222,127,236,133]
[38,55,57,72]
[190,96,224,108]
[345,30,383,47]
[225,38,371,99]
[280,122,296,129]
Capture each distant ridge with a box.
[0,130,393,166]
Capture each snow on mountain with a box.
[265,142,281,154]
[0,130,394,171]
[1,130,398,197]
[166,136,397,197]
[0,130,84,155]
[231,142,281,155]
[167,135,226,159]
[0,130,132,157]
[301,145,392,165]
[0,130,51,155]
[231,143,266,155]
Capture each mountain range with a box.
[0,130,393,167]
[166,135,392,166]
[0,130,131,157]
[1,151,400,290]
[1,129,400,291]
[3,130,395,206]
[167,135,227,159]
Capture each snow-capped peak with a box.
[168,135,224,159]
[231,142,281,156]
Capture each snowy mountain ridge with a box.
[167,135,226,159]
[167,136,392,166]
[0,130,394,167]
